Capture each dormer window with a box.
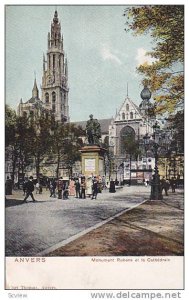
[130,112,133,119]
[126,104,129,111]
[122,112,125,120]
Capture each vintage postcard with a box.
[4,3,184,294]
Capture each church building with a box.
[17,10,69,123]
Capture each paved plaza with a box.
[5,185,150,256]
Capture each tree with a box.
[124,5,184,114]
[5,105,17,147]
[50,121,84,178]
[61,124,84,177]
[28,114,52,179]
[122,136,141,184]
[167,110,184,154]
[15,115,34,184]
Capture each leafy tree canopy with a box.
[124,5,184,114]
[5,105,17,146]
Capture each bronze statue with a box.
[86,114,101,145]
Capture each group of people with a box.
[160,176,177,196]
[46,175,106,200]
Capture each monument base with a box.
[79,145,106,177]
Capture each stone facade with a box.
[109,96,155,161]
[41,10,69,122]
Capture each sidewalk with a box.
[47,189,184,256]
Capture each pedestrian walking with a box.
[23,179,27,196]
[161,177,168,196]
[35,181,40,194]
[50,179,57,198]
[22,176,36,203]
[69,178,75,196]
[46,178,50,191]
[75,179,80,198]
[62,181,69,199]
[5,176,13,195]
[39,182,43,194]
[86,176,93,198]
[170,177,176,193]
[91,177,98,199]
[80,178,86,199]
[57,177,64,199]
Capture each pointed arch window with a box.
[53,54,55,69]
[130,112,133,119]
[52,91,56,102]
[48,56,50,69]
[23,111,27,118]
[126,104,129,111]
[52,104,56,113]
[52,92,56,113]
[45,93,49,104]
[122,112,125,120]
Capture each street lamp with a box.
[150,121,163,200]
[140,85,152,134]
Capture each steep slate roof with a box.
[26,97,39,104]
[71,118,112,134]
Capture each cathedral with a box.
[16,10,157,182]
[17,10,69,123]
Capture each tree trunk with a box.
[12,147,18,187]
[35,154,40,179]
[129,154,132,185]
[56,151,60,179]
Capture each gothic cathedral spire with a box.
[32,77,39,99]
[41,10,69,122]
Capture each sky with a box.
[4,5,169,122]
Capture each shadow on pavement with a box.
[5,198,23,207]
[5,198,53,207]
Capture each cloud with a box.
[135,48,156,66]
[101,44,122,65]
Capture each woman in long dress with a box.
[69,178,76,196]
[86,177,93,198]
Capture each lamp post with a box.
[150,121,163,200]
[140,85,152,134]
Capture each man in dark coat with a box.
[75,179,81,198]
[22,176,36,203]
[5,176,13,195]
[91,177,98,199]
[50,179,57,198]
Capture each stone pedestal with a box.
[79,145,106,177]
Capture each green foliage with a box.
[168,110,184,154]
[124,5,184,114]
[50,121,84,177]
[5,105,86,179]
[5,105,17,147]
[122,136,141,160]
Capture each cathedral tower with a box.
[41,10,69,122]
